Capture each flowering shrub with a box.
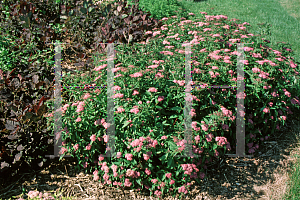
[45,12,300,199]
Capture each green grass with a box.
[176,0,300,63]
[284,156,300,199]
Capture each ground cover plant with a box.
[1,0,300,199]
[43,6,300,200]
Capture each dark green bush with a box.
[0,0,65,181]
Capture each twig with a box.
[223,173,229,183]
[0,174,25,197]
[74,183,84,192]
[258,147,277,157]
[65,165,68,175]
[0,168,43,197]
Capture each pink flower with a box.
[143,154,150,161]
[161,135,167,140]
[170,179,175,184]
[165,173,172,179]
[248,148,255,154]
[214,149,219,157]
[27,191,40,199]
[158,96,165,102]
[93,174,99,181]
[215,136,228,146]
[113,85,121,91]
[148,87,158,92]
[60,147,68,154]
[124,178,132,187]
[99,154,104,161]
[178,185,188,194]
[284,91,291,97]
[151,179,158,184]
[125,153,133,161]
[240,60,249,65]
[103,135,109,143]
[83,93,91,99]
[145,168,151,175]
[221,106,232,116]
[130,107,139,114]
[73,144,79,152]
[247,142,253,148]
[75,117,82,122]
[102,122,110,129]
[132,90,139,96]
[116,152,122,158]
[111,93,124,99]
[86,144,91,150]
[244,47,254,51]
[290,61,297,68]
[83,162,88,168]
[76,105,84,113]
[256,60,266,65]
[199,172,205,179]
[222,124,229,131]
[201,124,209,131]
[130,72,143,78]
[90,134,96,142]
[263,107,270,113]
[116,107,125,113]
[205,133,214,142]
[248,119,253,124]
[94,119,102,126]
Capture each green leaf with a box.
[162,120,171,126]
[88,7,94,13]
[169,115,178,119]
[170,106,181,111]
[69,10,74,16]
[167,157,174,168]
[156,105,163,109]
[83,0,88,8]
[178,115,183,121]
[136,179,142,186]
[213,143,218,150]
[80,7,87,14]
[122,121,130,129]
[167,141,178,152]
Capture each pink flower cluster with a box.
[94,118,110,129]
[181,163,199,179]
